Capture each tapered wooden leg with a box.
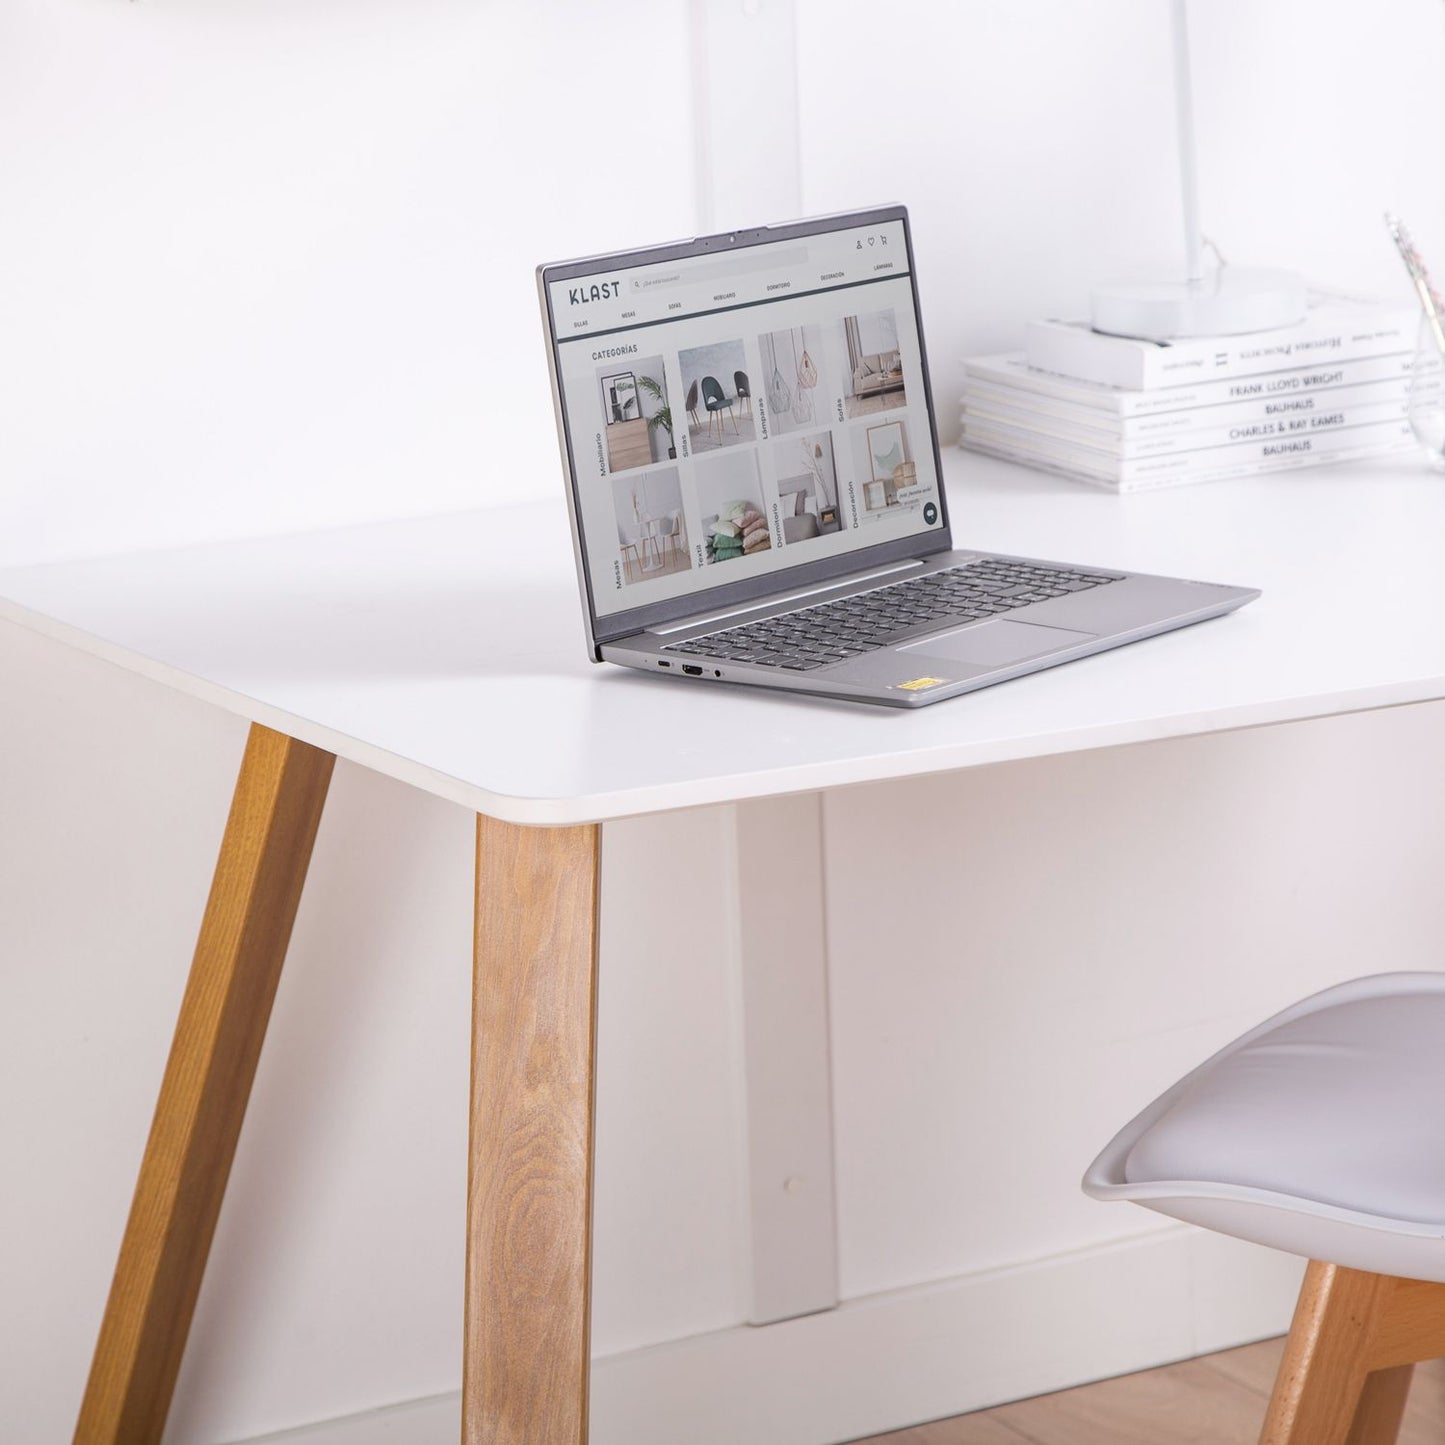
[1347,1365,1414,1445]
[1258,1261,1445,1445]
[1260,1262,1385,1445]
[465,818,601,1445]
[75,724,335,1444]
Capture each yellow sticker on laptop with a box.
[897,676,947,691]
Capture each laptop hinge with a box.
[650,558,927,635]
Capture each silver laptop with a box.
[538,205,1258,708]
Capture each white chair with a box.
[658,510,684,565]
[617,521,643,579]
[1086,973,1445,1445]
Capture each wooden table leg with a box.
[74,724,335,1445]
[465,817,602,1445]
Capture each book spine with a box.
[1119,416,1414,481]
[1025,311,1417,390]
[960,388,1410,458]
[959,435,1205,492]
[962,372,1411,435]
[959,430,1417,493]
[959,416,1416,489]
[962,351,1416,417]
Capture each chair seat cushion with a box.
[1085,974,1445,1281]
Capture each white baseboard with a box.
[229,1226,1303,1445]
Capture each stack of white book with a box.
[960,292,1420,491]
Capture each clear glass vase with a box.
[1406,314,1445,469]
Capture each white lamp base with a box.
[1090,267,1307,341]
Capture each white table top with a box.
[3,451,1442,824]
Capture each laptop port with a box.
[682,664,703,676]
[658,659,671,667]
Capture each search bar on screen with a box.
[633,247,809,292]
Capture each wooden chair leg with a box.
[75,725,335,1444]
[465,818,601,1445]
[1347,1365,1414,1445]
[1260,1262,1387,1445]
[1260,1261,1445,1445]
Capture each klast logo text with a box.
[568,280,620,306]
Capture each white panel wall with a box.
[5,2,1445,1441]
[6,0,1442,563]
[792,0,1445,445]
[824,706,1445,1303]
[0,0,696,567]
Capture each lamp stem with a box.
[1171,0,1204,286]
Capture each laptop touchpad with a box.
[902,618,1097,667]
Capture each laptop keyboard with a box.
[662,558,1122,671]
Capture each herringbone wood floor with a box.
[852,1337,1445,1444]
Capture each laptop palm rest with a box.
[902,618,1097,667]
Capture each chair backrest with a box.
[700,375,726,406]
[734,370,750,397]
[685,379,698,411]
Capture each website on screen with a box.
[549,220,943,619]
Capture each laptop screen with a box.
[542,211,947,637]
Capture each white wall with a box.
[825,712,1445,1301]
[7,0,1439,568]
[794,0,1445,444]
[5,2,1445,1442]
[0,0,696,567]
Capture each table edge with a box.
[4,594,1441,825]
